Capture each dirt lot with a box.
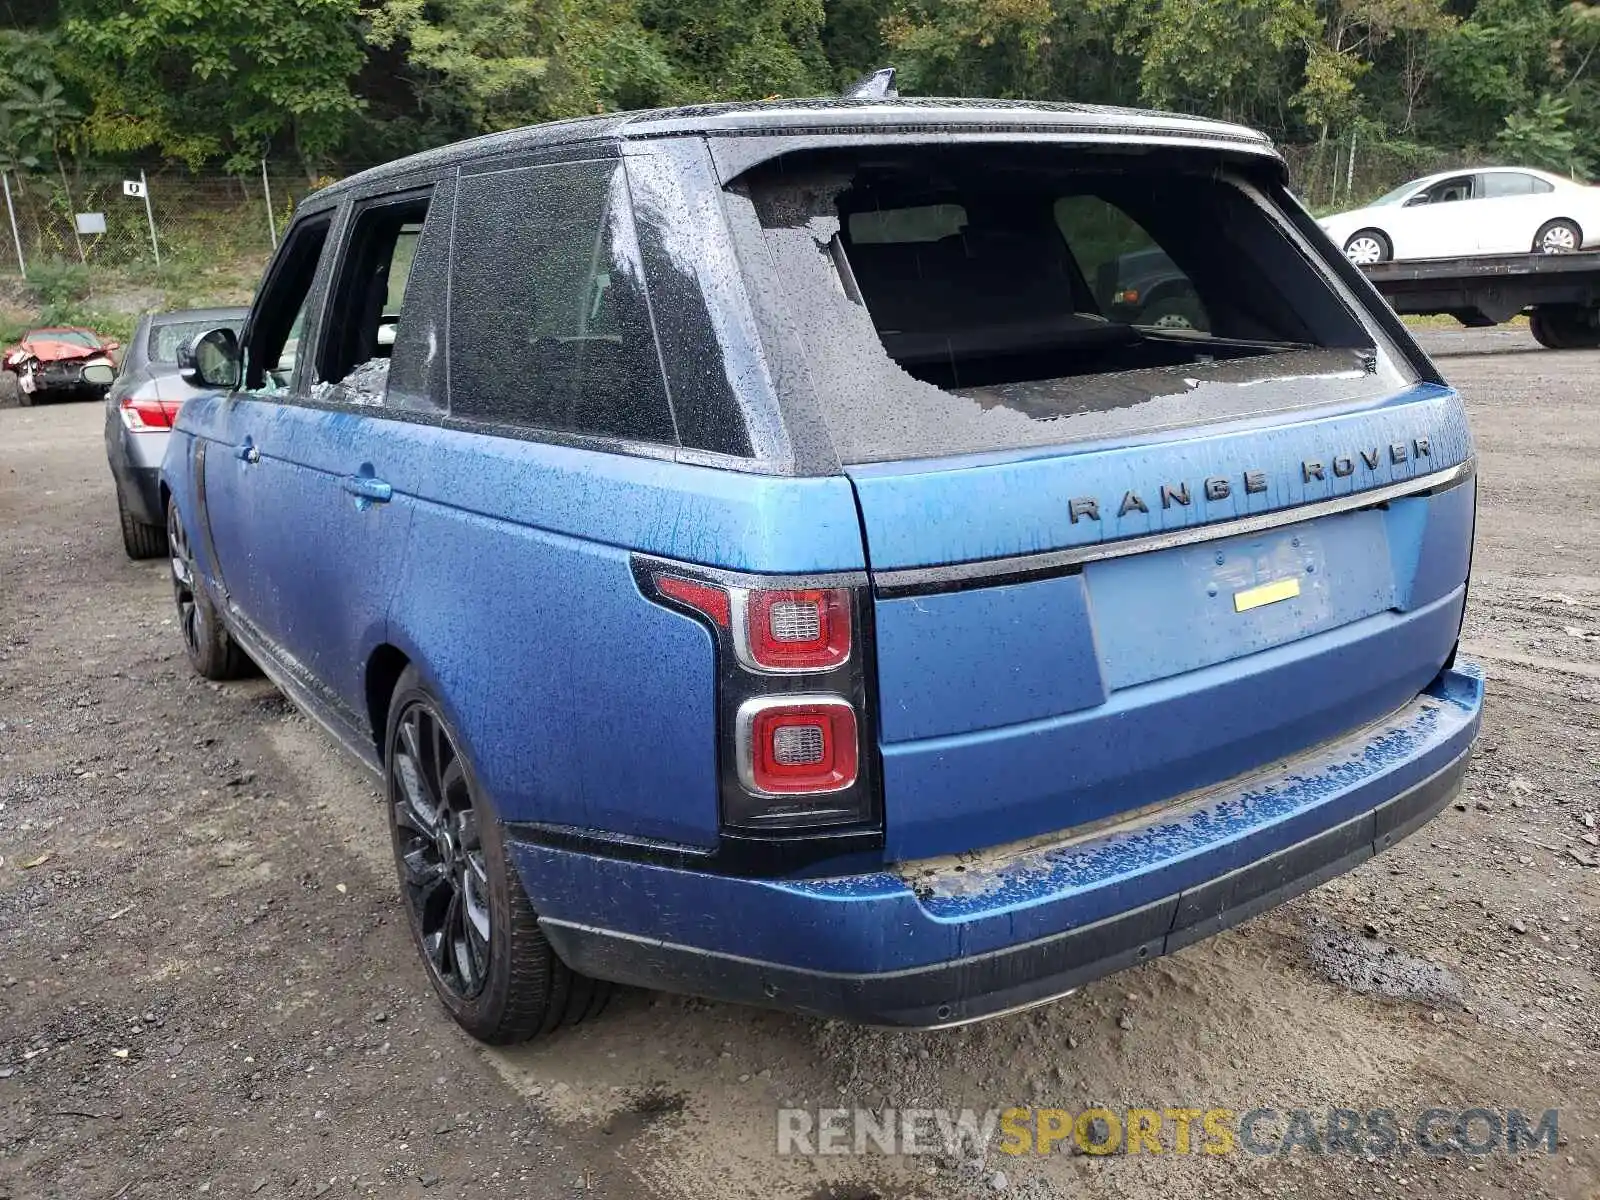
[2,328,1597,1200]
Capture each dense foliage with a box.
[2,0,1599,182]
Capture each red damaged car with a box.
[3,326,119,405]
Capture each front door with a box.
[240,183,448,727]
[1401,173,1481,259]
[197,215,335,649]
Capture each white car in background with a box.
[1319,166,1600,264]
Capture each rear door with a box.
[737,145,1475,861]
[1474,171,1546,253]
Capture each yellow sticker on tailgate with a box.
[1233,576,1302,613]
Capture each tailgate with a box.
[850,387,1474,861]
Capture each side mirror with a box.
[81,362,115,387]
[179,327,241,390]
[1403,194,1429,207]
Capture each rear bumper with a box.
[107,422,168,525]
[516,663,1483,1027]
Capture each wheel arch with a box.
[364,643,414,762]
[1536,216,1583,250]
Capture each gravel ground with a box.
[1,328,1597,1200]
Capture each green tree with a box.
[1497,91,1590,175]
[1427,0,1560,145]
[637,0,830,100]
[882,0,1060,98]
[61,0,365,176]
[5,78,85,261]
[368,0,680,129]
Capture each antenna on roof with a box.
[842,67,898,101]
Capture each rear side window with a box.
[1481,171,1553,198]
[448,160,676,444]
[742,146,1409,463]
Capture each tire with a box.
[1343,229,1391,266]
[1534,219,1581,255]
[167,497,253,680]
[385,667,611,1043]
[118,489,168,559]
[1529,305,1600,349]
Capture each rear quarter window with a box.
[447,160,677,445]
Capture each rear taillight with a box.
[737,588,851,671]
[738,697,858,795]
[640,562,876,835]
[119,395,181,431]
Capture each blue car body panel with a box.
[162,105,1483,1028]
[519,664,1482,975]
[843,382,1467,570]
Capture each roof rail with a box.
[842,67,897,101]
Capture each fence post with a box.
[1,170,23,279]
[140,168,160,266]
[1347,128,1357,200]
[261,159,278,250]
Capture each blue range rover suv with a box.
[164,88,1482,1042]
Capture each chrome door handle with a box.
[341,474,393,504]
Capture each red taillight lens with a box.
[739,588,851,671]
[656,574,730,628]
[739,698,858,795]
[119,396,181,431]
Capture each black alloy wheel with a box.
[383,667,611,1042]
[390,700,493,1001]
[168,501,203,658]
[167,498,252,680]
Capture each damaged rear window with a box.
[739,147,1411,463]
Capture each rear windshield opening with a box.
[740,146,1406,463]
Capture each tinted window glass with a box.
[448,160,675,444]
[386,183,453,414]
[626,150,755,457]
[1482,172,1537,198]
[244,216,332,393]
[1533,177,1555,193]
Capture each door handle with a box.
[341,474,393,504]
[235,441,260,464]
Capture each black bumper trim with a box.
[538,747,1470,1028]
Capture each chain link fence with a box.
[0,166,332,277]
